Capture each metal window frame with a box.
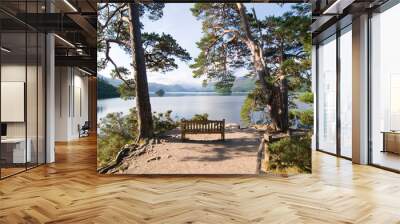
[367,0,400,173]
[337,24,353,160]
[315,0,400,173]
[315,22,353,161]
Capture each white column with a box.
[46,32,55,163]
[352,14,369,164]
[54,67,72,142]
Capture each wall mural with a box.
[96,2,312,175]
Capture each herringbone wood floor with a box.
[1,136,400,224]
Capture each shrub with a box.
[268,134,311,173]
[98,109,177,167]
[298,91,313,104]
[240,96,253,126]
[190,113,209,121]
[298,110,313,127]
[289,109,313,127]
[289,110,297,120]
[240,90,265,126]
[153,110,177,135]
[97,110,138,167]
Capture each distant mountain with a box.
[99,75,209,92]
[148,83,197,92]
[205,76,256,93]
[98,75,255,93]
[101,76,123,87]
[97,77,120,99]
[232,77,256,92]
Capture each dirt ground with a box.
[119,128,261,174]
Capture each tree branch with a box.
[105,39,135,90]
[204,29,240,57]
[100,3,128,30]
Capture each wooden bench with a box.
[181,119,225,141]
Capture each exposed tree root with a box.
[97,137,160,174]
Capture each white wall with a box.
[54,67,89,141]
[1,65,26,139]
[1,65,43,138]
[1,62,46,164]
[55,66,69,141]
[1,82,25,122]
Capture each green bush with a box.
[97,110,138,167]
[289,109,313,127]
[298,91,313,104]
[289,110,297,120]
[240,96,253,126]
[299,110,313,127]
[240,90,265,126]
[190,113,209,121]
[268,134,311,173]
[98,109,177,167]
[153,110,177,135]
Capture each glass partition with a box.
[317,35,337,154]
[0,31,28,177]
[339,26,352,158]
[370,4,400,171]
[0,1,46,179]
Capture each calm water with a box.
[97,92,265,126]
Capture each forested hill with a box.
[231,77,256,92]
[98,78,120,99]
[98,75,255,97]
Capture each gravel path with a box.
[121,128,261,174]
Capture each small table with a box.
[381,131,400,154]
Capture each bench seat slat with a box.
[181,119,225,140]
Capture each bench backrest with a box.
[181,119,225,133]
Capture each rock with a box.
[147,156,161,162]
[167,155,172,159]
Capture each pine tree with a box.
[191,3,311,132]
[98,3,191,140]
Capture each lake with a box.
[97,92,266,126]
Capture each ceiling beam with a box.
[323,0,356,15]
[55,55,96,70]
[67,14,96,47]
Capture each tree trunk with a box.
[236,3,288,132]
[280,77,289,132]
[128,3,154,139]
[267,80,289,132]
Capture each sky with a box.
[101,3,295,87]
